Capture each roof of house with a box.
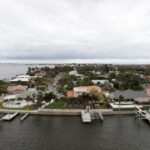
[134,97,150,103]
[92,80,109,84]
[67,86,101,97]
[35,71,47,77]
[8,85,28,92]
[66,90,74,97]
[146,85,150,96]
[111,89,147,99]
[17,88,38,99]
[74,85,101,93]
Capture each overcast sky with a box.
[0,0,150,60]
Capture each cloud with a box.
[0,0,150,60]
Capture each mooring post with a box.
[0,113,2,128]
[0,119,2,128]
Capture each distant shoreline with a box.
[1,58,150,65]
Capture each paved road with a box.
[47,73,64,94]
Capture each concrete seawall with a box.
[0,109,135,116]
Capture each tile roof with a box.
[146,85,150,96]
[74,86,101,92]
[66,90,74,97]
[8,85,28,92]
[67,86,101,97]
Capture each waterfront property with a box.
[111,89,147,100]
[134,97,150,104]
[7,85,28,95]
[3,88,38,100]
[1,64,150,112]
[67,85,101,97]
[109,102,141,110]
[10,75,31,82]
[2,100,33,109]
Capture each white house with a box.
[69,70,84,77]
[69,70,78,76]
[10,75,31,82]
[92,80,110,85]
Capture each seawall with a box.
[0,109,135,116]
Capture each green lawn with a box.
[46,101,110,109]
[47,101,65,109]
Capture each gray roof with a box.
[134,97,150,103]
[17,88,38,99]
[111,89,147,99]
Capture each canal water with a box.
[0,116,150,150]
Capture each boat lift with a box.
[81,106,104,123]
[135,105,150,124]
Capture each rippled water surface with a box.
[0,116,150,150]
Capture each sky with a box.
[0,0,150,61]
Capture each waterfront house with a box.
[111,89,147,101]
[67,85,101,97]
[17,88,38,99]
[4,88,38,100]
[92,79,110,85]
[134,97,150,104]
[7,85,28,95]
[10,75,31,82]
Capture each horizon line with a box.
[0,58,150,65]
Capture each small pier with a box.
[20,113,29,122]
[81,107,104,123]
[2,112,19,121]
[135,106,150,124]
[81,110,92,123]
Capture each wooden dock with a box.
[20,113,29,122]
[2,112,19,121]
[81,109,104,123]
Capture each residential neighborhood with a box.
[0,64,150,111]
